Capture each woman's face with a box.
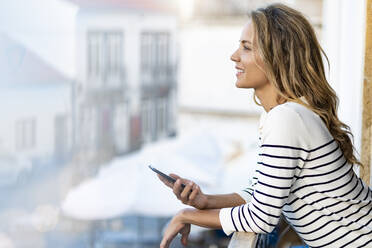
[231,22,269,89]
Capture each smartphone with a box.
[148,165,186,188]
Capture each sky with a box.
[0,0,78,78]
[0,0,195,79]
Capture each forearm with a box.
[179,208,222,229]
[205,193,246,209]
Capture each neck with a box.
[255,84,284,112]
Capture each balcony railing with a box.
[140,64,176,87]
[87,66,126,91]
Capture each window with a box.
[140,32,170,85]
[106,32,123,84]
[141,99,151,142]
[87,33,104,83]
[141,97,171,143]
[87,31,123,87]
[15,118,36,150]
[157,33,169,80]
[157,97,168,136]
[113,103,129,153]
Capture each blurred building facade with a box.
[68,0,179,176]
[0,35,72,184]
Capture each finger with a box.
[173,179,183,198]
[157,174,174,188]
[169,173,181,179]
[160,228,178,248]
[188,184,199,201]
[180,182,193,202]
[170,173,191,185]
[160,237,169,248]
[180,225,190,246]
[181,233,189,246]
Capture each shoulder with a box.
[264,102,306,129]
[260,102,312,148]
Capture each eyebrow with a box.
[239,40,252,45]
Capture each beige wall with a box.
[361,0,372,186]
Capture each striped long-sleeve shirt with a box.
[219,101,372,247]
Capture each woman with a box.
[157,3,372,248]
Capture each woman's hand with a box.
[160,211,190,248]
[157,173,209,209]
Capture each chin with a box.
[235,80,243,88]
[235,81,251,89]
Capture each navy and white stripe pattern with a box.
[219,102,372,247]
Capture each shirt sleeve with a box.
[219,105,311,235]
[235,171,258,203]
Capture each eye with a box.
[243,46,251,51]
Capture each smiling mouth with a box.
[236,69,244,77]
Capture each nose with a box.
[230,49,240,62]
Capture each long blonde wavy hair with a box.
[250,3,363,168]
